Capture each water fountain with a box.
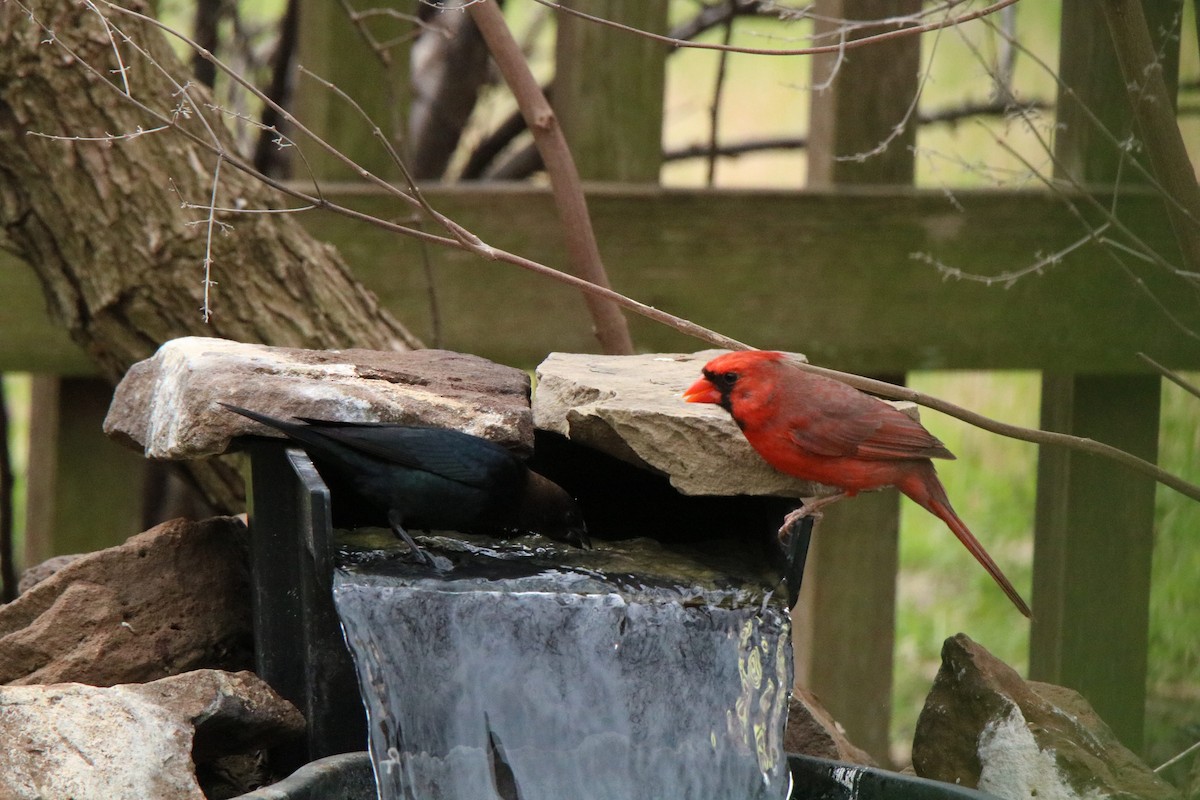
[101,339,994,799]
[237,438,992,800]
[245,430,798,796]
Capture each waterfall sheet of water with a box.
[333,535,793,800]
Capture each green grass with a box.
[888,372,1200,770]
[1145,376,1200,776]
[651,0,1200,768]
[891,372,1037,763]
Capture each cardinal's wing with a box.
[785,392,954,462]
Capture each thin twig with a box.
[200,154,223,322]
[1155,738,1200,773]
[17,0,1200,506]
[105,3,416,209]
[207,102,324,201]
[82,0,131,95]
[351,6,451,35]
[979,12,1200,249]
[28,125,171,142]
[912,224,1111,287]
[336,2,444,346]
[294,65,482,251]
[529,0,1019,57]
[985,124,1200,343]
[946,20,1198,339]
[1137,353,1200,401]
[338,0,393,65]
[831,0,948,166]
[706,1,736,185]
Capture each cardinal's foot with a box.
[777,493,848,541]
[778,508,815,542]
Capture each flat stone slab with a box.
[104,337,534,460]
[534,350,818,498]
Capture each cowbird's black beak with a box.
[564,519,590,550]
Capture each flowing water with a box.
[332,534,793,800]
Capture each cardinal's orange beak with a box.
[683,376,720,404]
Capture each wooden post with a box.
[806,0,920,186]
[792,493,900,761]
[554,0,668,181]
[796,0,920,765]
[1030,0,1181,751]
[23,376,147,565]
[1032,375,1160,748]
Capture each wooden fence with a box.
[1,0,1196,764]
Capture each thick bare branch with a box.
[0,0,422,509]
[1101,0,1200,273]
[467,0,634,355]
[6,0,1197,510]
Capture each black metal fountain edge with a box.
[234,750,997,800]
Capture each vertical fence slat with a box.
[554,0,668,181]
[294,0,412,181]
[1032,375,1160,749]
[795,0,921,765]
[23,377,146,567]
[806,1,921,187]
[1029,0,1181,752]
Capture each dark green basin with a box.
[234,751,997,799]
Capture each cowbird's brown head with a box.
[519,471,589,548]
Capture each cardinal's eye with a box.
[721,371,739,387]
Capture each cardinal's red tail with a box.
[896,465,1033,619]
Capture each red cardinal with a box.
[684,350,1031,618]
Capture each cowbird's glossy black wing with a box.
[222,405,584,542]
[292,419,522,491]
[297,421,529,535]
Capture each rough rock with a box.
[784,688,876,766]
[127,669,305,762]
[913,633,1180,800]
[17,553,81,594]
[534,350,817,497]
[104,337,534,460]
[0,669,302,800]
[0,517,251,686]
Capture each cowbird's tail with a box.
[220,403,313,442]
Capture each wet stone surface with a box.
[332,532,793,800]
[335,528,785,605]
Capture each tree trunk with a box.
[0,0,422,509]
